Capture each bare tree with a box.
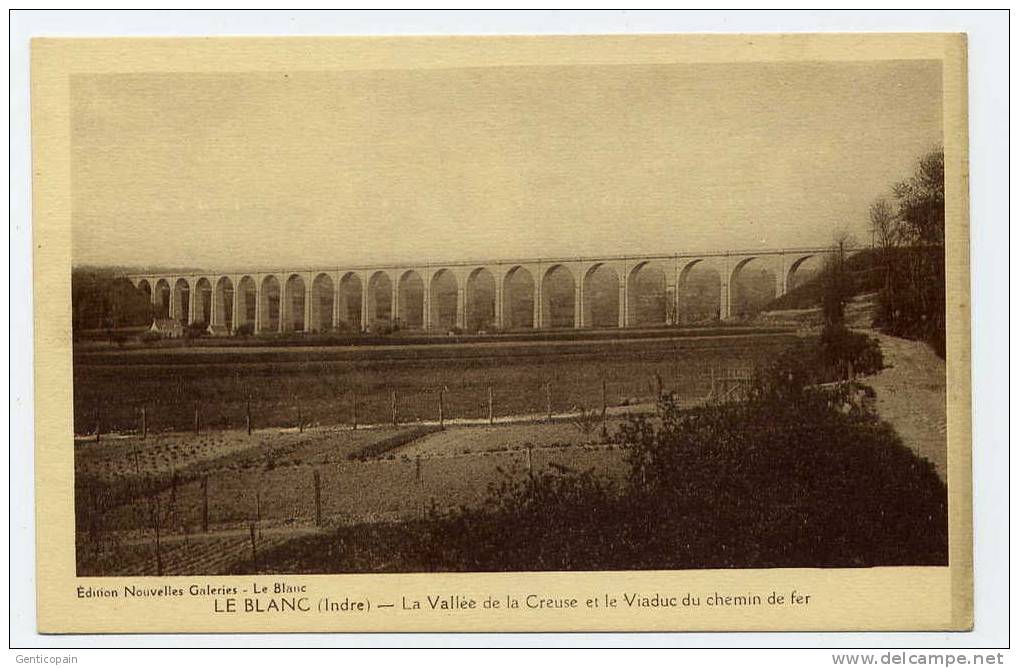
[869,198,899,251]
[820,231,854,329]
[870,197,900,320]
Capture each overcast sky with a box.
[71,60,942,271]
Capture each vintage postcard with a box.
[31,33,971,633]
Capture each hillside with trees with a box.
[764,147,946,357]
[872,147,946,356]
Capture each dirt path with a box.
[864,331,947,481]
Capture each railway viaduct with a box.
[126,247,833,335]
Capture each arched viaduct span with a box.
[127,247,833,335]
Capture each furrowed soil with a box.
[75,418,629,575]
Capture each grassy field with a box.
[75,323,790,349]
[73,331,805,435]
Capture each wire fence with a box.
[75,365,758,439]
[76,443,631,576]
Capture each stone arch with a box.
[310,273,334,333]
[397,270,424,330]
[283,274,307,332]
[627,261,669,326]
[259,275,281,332]
[214,276,234,331]
[337,272,363,331]
[193,278,213,326]
[153,279,171,319]
[677,259,722,324]
[429,269,459,332]
[466,267,496,332]
[502,266,535,330]
[582,263,620,328]
[786,254,823,293]
[136,278,152,299]
[541,264,575,329]
[367,271,393,330]
[730,257,778,318]
[235,276,256,331]
[172,278,191,324]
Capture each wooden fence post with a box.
[391,390,398,427]
[526,446,534,477]
[201,475,209,533]
[313,469,322,527]
[193,400,200,435]
[246,397,252,435]
[352,391,358,431]
[438,387,445,428]
[140,405,147,440]
[546,382,552,421]
[249,523,257,566]
[488,386,494,425]
[95,399,101,443]
[416,455,424,518]
[297,401,303,433]
[601,378,607,421]
[255,488,262,539]
[153,496,163,576]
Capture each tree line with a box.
[72,267,152,335]
[869,147,946,356]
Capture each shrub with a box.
[569,405,604,439]
[184,321,208,339]
[614,388,946,568]
[820,324,884,377]
[370,322,397,336]
[234,322,254,337]
[331,321,359,334]
[759,329,883,389]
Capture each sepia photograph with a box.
[22,25,985,637]
[69,57,951,579]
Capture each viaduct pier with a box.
[127,247,831,335]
